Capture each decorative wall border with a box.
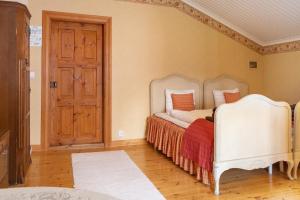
[119,0,300,55]
[262,40,300,55]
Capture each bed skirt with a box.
[146,116,214,187]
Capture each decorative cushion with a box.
[224,92,241,103]
[165,89,195,114]
[213,88,239,107]
[171,93,195,111]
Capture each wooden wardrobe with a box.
[0,1,31,185]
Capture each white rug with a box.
[71,150,165,200]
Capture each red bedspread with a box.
[181,119,214,172]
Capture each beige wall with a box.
[263,51,300,104]
[28,0,263,145]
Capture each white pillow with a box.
[213,88,239,107]
[165,89,195,114]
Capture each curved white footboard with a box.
[213,94,294,195]
[293,102,300,179]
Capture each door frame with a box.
[41,11,112,150]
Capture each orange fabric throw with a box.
[224,92,240,103]
[171,93,195,111]
[181,119,214,172]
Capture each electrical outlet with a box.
[118,130,125,138]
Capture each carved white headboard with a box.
[150,74,202,114]
[203,75,249,109]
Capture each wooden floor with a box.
[24,144,300,200]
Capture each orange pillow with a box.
[171,93,195,111]
[224,92,241,103]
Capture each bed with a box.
[293,102,300,179]
[146,74,294,195]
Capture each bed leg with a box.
[293,160,299,179]
[214,178,220,195]
[279,161,284,172]
[268,165,272,175]
[213,167,223,195]
[286,160,294,180]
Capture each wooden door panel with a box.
[56,68,74,102]
[19,64,26,149]
[80,68,97,98]
[83,30,97,60]
[25,69,30,117]
[77,106,96,139]
[79,24,102,65]
[56,106,74,138]
[56,22,78,67]
[60,29,75,59]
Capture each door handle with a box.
[50,81,57,88]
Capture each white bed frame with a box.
[293,102,300,179]
[214,94,293,194]
[150,74,294,195]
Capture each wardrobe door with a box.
[18,11,31,183]
[23,14,31,173]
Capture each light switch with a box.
[118,130,125,138]
[30,71,35,80]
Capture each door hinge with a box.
[50,81,57,88]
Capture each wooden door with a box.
[49,21,103,146]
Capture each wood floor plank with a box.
[23,144,300,199]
